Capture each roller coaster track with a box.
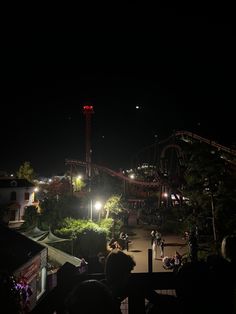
[175,130,236,156]
[65,159,168,188]
[66,131,235,191]
[175,130,236,165]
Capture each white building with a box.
[0,178,38,226]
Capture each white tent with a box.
[43,243,86,268]
[23,226,48,241]
[37,230,70,243]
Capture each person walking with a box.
[152,237,158,259]
[159,239,165,258]
[150,230,156,246]
[156,231,162,246]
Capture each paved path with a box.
[122,213,188,273]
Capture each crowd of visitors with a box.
[1,227,235,314]
[62,234,236,313]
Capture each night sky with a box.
[1,11,235,176]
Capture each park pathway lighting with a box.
[94,201,102,221]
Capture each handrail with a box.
[31,271,177,314]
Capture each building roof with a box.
[23,229,86,270]
[41,243,84,268]
[0,224,45,273]
[0,179,35,188]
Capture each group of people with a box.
[151,230,185,271]
[162,251,183,271]
[108,232,129,251]
[63,234,236,314]
[4,232,234,314]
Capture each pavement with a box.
[122,213,188,273]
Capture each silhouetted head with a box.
[221,234,236,263]
[105,249,135,283]
[105,249,135,296]
[64,279,117,314]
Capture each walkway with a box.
[123,212,188,273]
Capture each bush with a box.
[55,218,110,258]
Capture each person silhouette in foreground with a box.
[175,260,224,314]
[221,234,236,314]
[104,249,179,314]
[103,248,136,312]
[64,279,119,314]
[175,234,236,314]
[221,234,236,265]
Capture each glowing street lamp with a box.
[94,201,102,220]
[94,201,102,211]
[91,201,103,221]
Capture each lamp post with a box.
[90,199,93,220]
[210,191,217,244]
[90,201,102,221]
[205,176,217,247]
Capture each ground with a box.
[123,211,188,273]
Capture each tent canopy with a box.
[23,226,48,240]
[38,230,70,244]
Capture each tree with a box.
[183,142,236,244]
[40,195,83,229]
[17,161,35,182]
[104,195,124,219]
[22,205,39,228]
[73,176,86,192]
[47,177,71,198]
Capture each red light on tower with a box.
[83,105,94,112]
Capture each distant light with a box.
[77,175,82,180]
[10,174,14,177]
[34,187,39,192]
[48,179,52,183]
[163,192,168,198]
[130,174,135,179]
[136,105,140,109]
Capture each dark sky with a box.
[1,11,235,176]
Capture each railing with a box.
[31,271,177,314]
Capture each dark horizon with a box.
[1,97,235,177]
[1,13,235,176]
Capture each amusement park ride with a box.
[66,106,236,207]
